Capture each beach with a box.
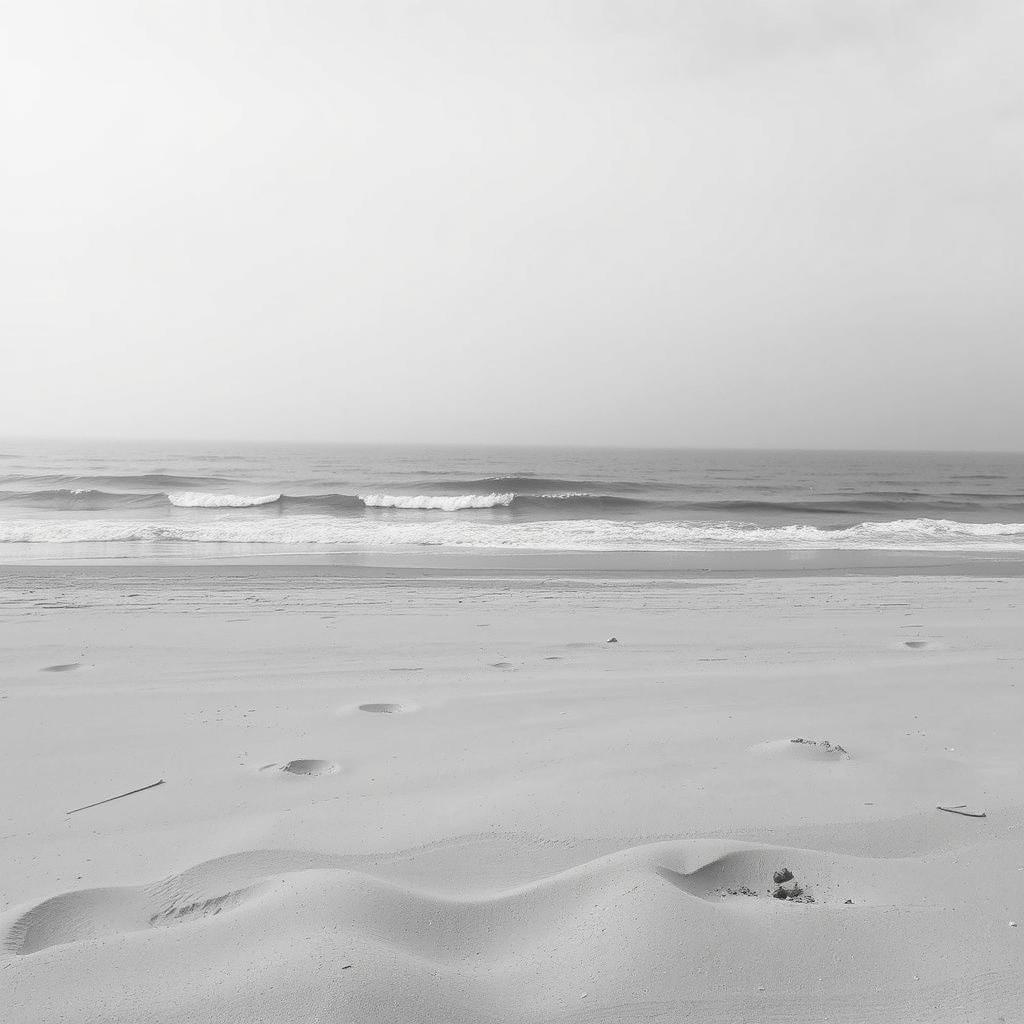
[3,562,1023,1022]
[5,0,1024,1014]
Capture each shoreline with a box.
[3,545,1024,578]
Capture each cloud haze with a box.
[2,1,1022,449]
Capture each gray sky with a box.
[2,1,1022,449]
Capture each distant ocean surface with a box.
[2,440,1024,560]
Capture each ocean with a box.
[1,440,1024,561]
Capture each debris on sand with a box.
[937,804,986,818]
[790,737,850,758]
[772,884,815,903]
[715,885,758,898]
[606,637,618,643]
[768,865,815,903]
[67,779,165,815]
[715,869,816,904]
[773,883,802,900]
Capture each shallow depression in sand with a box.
[280,759,339,776]
[41,663,81,673]
[358,703,413,714]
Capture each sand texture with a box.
[2,566,1023,1022]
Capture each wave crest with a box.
[359,493,514,511]
[167,492,282,508]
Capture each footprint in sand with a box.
[41,663,81,673]
[280,759,339,776]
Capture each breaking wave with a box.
[360,493,514,510]
[3,486,1024,521]
[167,492,282,508]
[2,517,1023,551]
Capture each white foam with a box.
[2,516,1024,551]
[167,492,282,508]
[359,493,514,511]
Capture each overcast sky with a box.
[2,1,1022,449]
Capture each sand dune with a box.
[3,837,1020,1022]
[0,838,964,956]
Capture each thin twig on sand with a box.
[936,804,986,818]
[67,779,166,815]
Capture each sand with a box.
[2,563,1023,1022]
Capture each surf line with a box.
[67,779,166,815]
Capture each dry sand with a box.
[2,564,1023,1022]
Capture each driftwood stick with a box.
[67,779,165,815]
[936,804,986,818]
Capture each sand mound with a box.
[3,887,148,956]
[0,838,934,956]
[358,702,412,714]
[280,759,339,776]
[655,846,856,904]
[40,663,80,673]
[1,851,318,956]
[750,737,852,761]
[3,838,1012,1022]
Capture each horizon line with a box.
[2,434,1023,457]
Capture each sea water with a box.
[1,439,1023,560]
